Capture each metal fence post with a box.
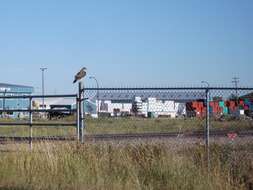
[76,96,80,142]
[2,89,7,118]
[82,85,85,143]
[29,97,33,150]
[78,82,84,143]
[205,88,210,170]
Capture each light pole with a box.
[201,81,210,88]
[40,68,47,109]
[89,76,100,117]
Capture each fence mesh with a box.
[0,87,252,145]
[84,87,253,144]
[208,89,253,145]
[83,88,206,135]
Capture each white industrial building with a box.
[100,100,132,117]
[95,98,185,118]
[135,97,186,118]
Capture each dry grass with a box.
[0,117,252,137]
[86,117,253,134]
[0,141,252,190]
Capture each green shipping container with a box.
[219,101,225,108]
[223,107,229,115]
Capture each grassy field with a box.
[0,117,252,137]
[0,142,252,190]
[86,117,253,134]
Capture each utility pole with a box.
[232,77,240,98]
[40,68,47,110]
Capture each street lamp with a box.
[89,76,100,117]
[201,81,210,88]
[40,68,47,109]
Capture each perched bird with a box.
[73,67,87,83]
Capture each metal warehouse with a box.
[0,83,34,117]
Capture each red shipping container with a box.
[211,103,218,109]
[214,107,222,114]
[213,107,218,113]
[196,107,202,113]
[230,101,236,108]
[192,102,198,108]
[199,102,204,107]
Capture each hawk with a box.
[73,67,87,83]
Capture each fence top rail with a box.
[0,94,78,99]
[0,109,77,112]
[0,122,77,126]
[85,87,253,91]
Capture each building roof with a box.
[0,83,34,94]
[0,83,33,89]
[36,98,76,106]
[86,90,206,102]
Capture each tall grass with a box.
[0,142,252,190]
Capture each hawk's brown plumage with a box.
[73,67,87,83]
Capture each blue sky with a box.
[0,0,252,93]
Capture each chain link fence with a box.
[208,88,253,145]
[84,88,205,134]
[0,87,252,145]
[84,87,253,144]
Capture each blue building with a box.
[0,83,34,117]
